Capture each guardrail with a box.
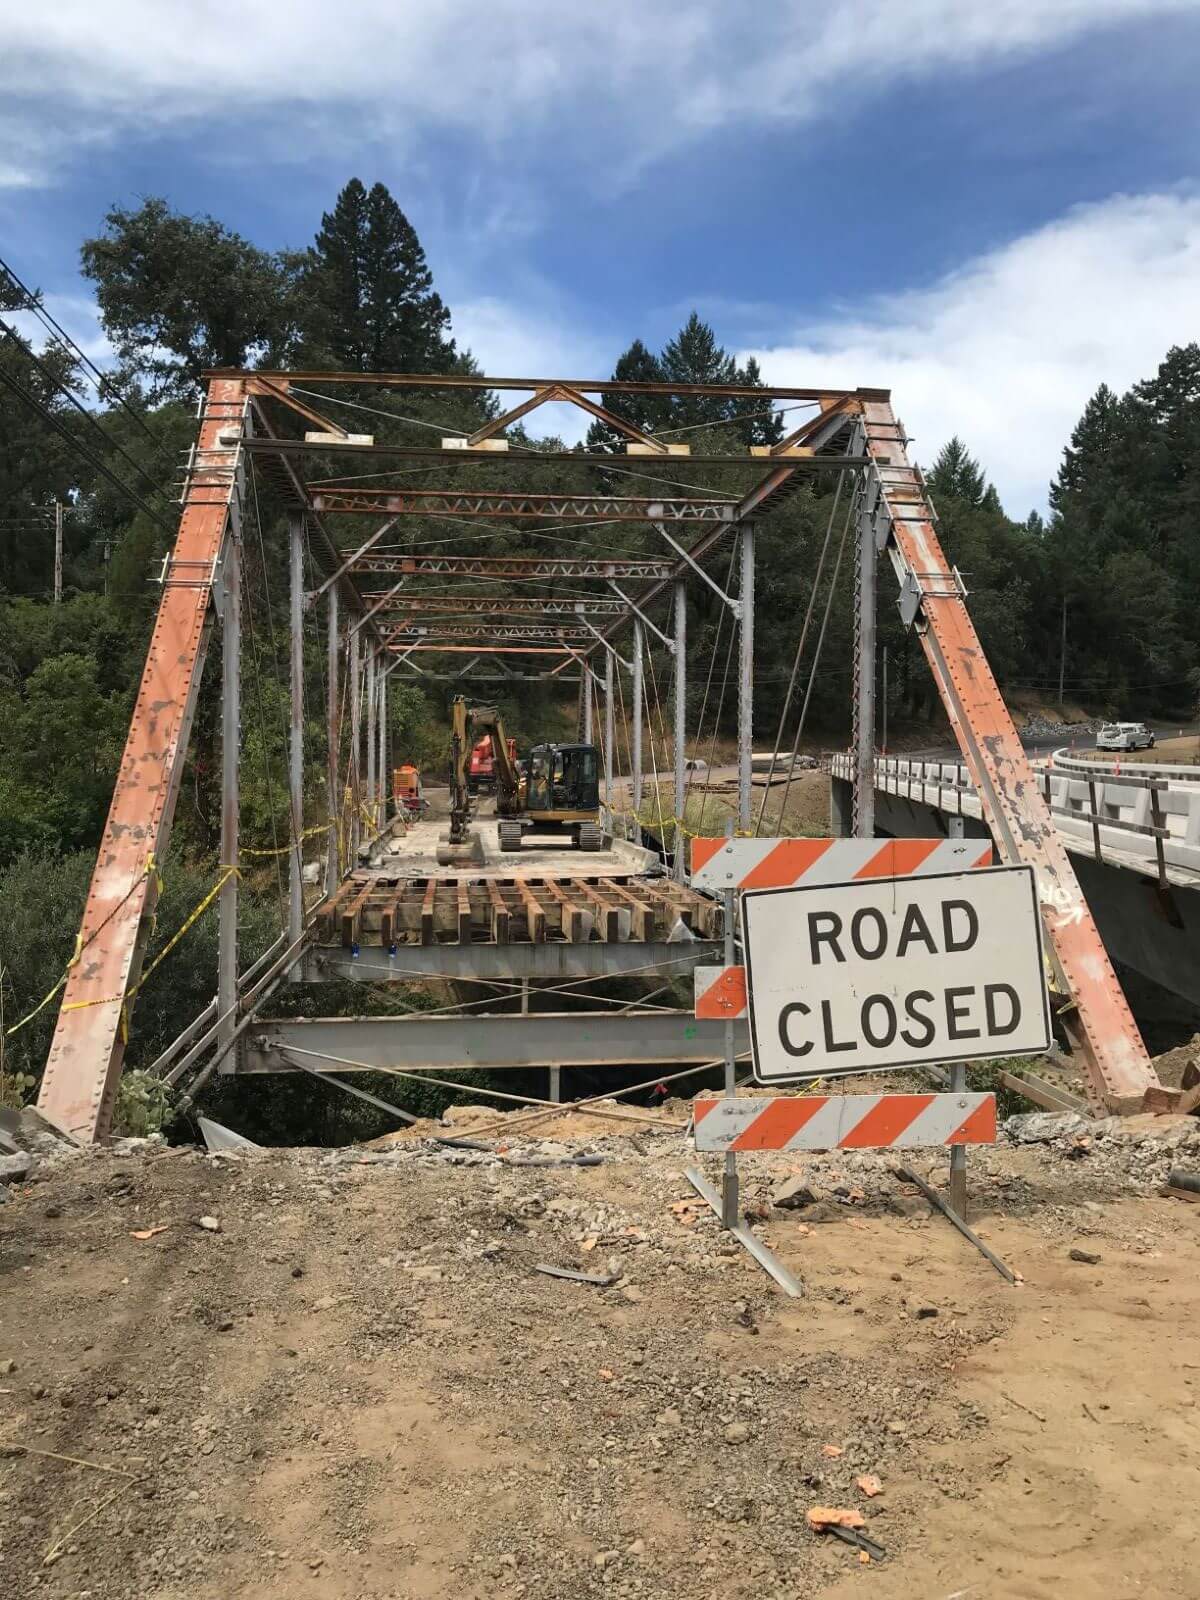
[830,749,1200,883]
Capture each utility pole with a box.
[53,500,63,605]
[1058,595,1067,707]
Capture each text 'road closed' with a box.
[741,865,1051,1084]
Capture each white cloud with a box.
[2,0,1192,187]
[5,294,113,369]
[745,191,1200,517]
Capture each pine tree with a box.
[585,339,666,451]
[660,312,737,433]
[306,179,457,372]
[928,436,988,506]
[731,356,784,448]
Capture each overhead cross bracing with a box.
[384,622,597,643]
[350,555,677,581]
[365,595,629,616]
[308,489,737,521]
[35,365,1183,1147]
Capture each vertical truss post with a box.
[632,616,644,816]
[852,469,876,838]
[737,523,755,833]
[378,666,388,824]
[604,646,615,810]
[288,513,305,972]
[366,644,377,832]
[349,625,361,861]
[674,580,687,878]
[326,587,340,895]
[218,532,241,1054]
[582,667,593,744]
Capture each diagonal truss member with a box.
[37,377,250,1141]
[859,398,1159,1111]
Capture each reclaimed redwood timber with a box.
[598,879,654,940]
[485,880,510,943]
[340,882,375,947]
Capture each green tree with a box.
[81,198,302,396]
[303,179,458,372]
[928,436,989,507]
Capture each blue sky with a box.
[4,0,1200,513]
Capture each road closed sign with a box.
[741,864,1051,1083]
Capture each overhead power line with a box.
[0,363,175,536]
[0,251,164,452]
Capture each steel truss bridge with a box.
[35,369,1189,1143]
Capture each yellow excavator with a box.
[438,696,604,863]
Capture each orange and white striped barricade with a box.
[689,835,991,893]
[692,1090,997,1152]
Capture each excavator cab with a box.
[525,744,600,814]
[500,740,603,852]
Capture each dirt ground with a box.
[3,1110,1200,1600]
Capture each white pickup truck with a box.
[1096,721,1155,752]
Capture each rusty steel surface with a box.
[239,371,890,402]
[861,398,1159,1112]
[37,377,248,1143]
[310,489,733,520]
[364,594,627,616]
[384,621,595,643]
[352,554,676,581]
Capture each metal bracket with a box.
[656,523,740,618]
[576,614,632,669]
[605,582,673,651]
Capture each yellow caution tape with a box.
[239,822,333,859]
[5,854,159,1039]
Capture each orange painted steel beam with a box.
[862,398,1159,1112]
[37,377,248,1142]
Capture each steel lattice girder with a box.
[309,489,735,521]
[363,594,627,616]
[384,622,596,643]
[352,554,676,581]
[860,398,1160,1111]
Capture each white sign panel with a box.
[741,864,1051,1084]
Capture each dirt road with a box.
[2,1118,1199,1599]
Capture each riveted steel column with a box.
[632,616,644,816]
[288,514,305,971]
[853,476,876,838]
[326,587,340,895]
[674,581,687,878]
[218,534,241,1053]
[582,668,593,744]
[604,647,615,808]
[738,524,755,833]
[349,625,361,861]
[366,644,377,832]
[378,666,388,824]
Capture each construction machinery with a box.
[468,732,518,794]
[439,696,603,863]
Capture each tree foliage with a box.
[302,178,460,373]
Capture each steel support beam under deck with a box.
[308,941,720,982]
[241,1011,748,1073]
